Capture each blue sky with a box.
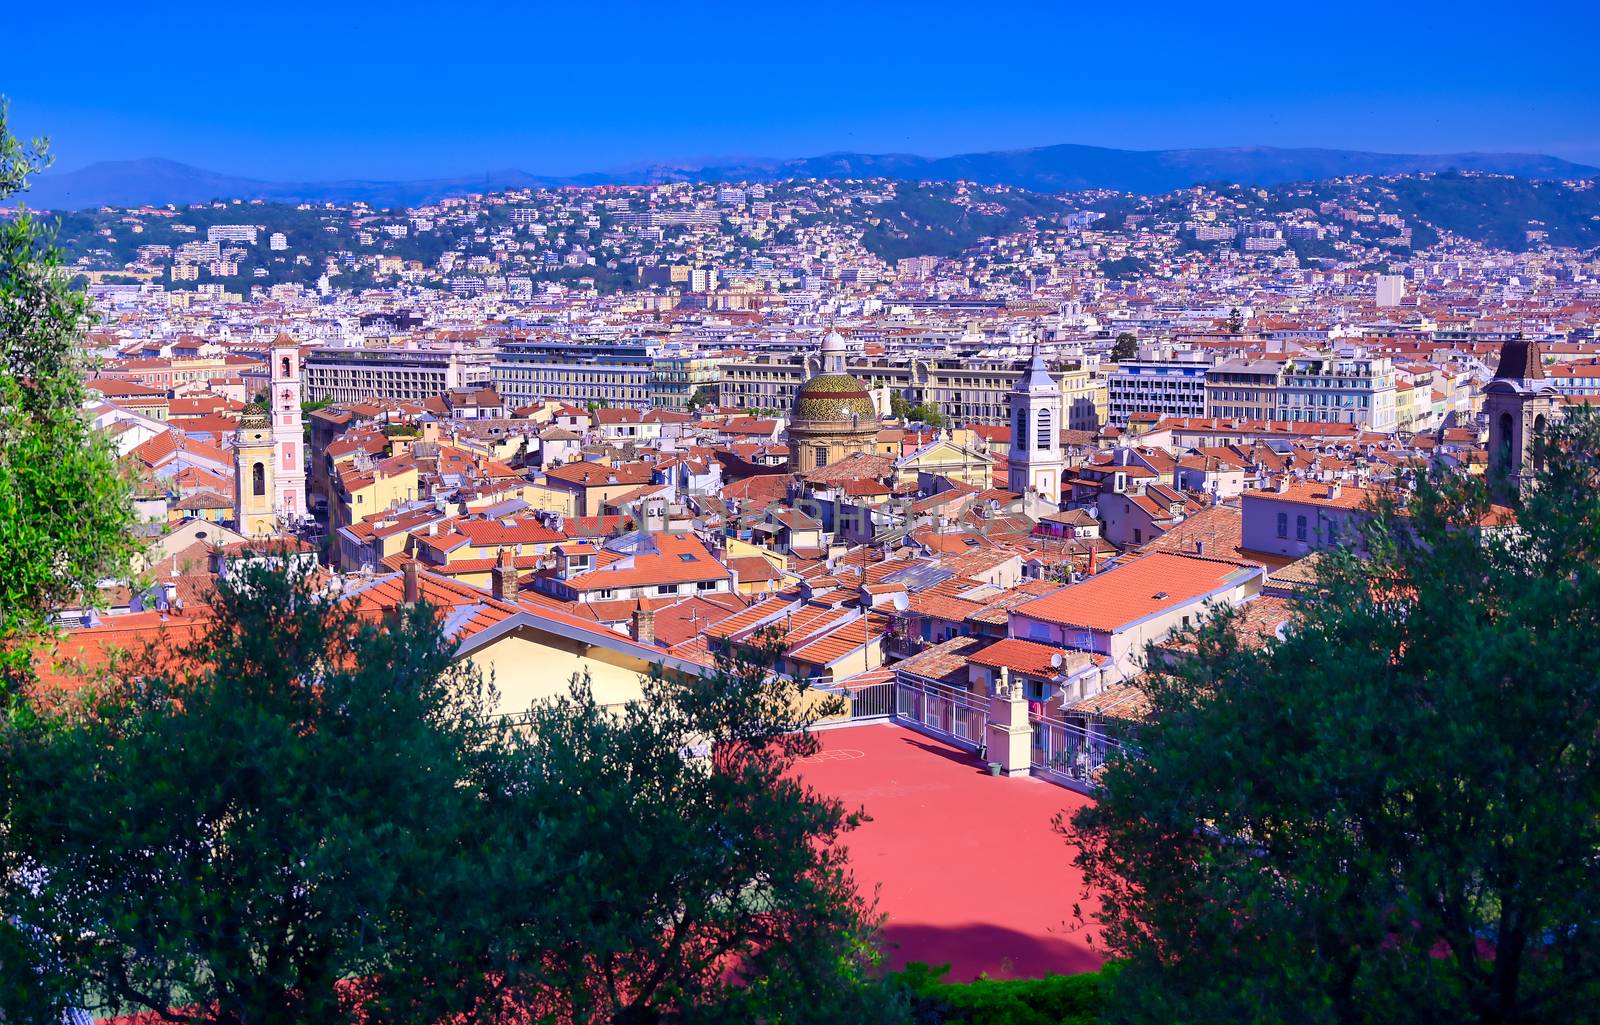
[8,0,1599,179]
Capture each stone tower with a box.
[269,334,307,524]
[233,403,277,536]
[1007,341,1065,505]
[1484,338,1555,502]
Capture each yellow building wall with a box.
[724,536,787,569]
[467,628,651,715]
[515,483,578,517]
[236,441,277,536]
[343,466,420,524]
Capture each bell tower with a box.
[1007,341,1065,506]
[269,334,307,524]
[1484,338,1554,503]
[233,403,277,536]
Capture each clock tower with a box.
[269,334,307,524]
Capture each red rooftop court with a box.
[797,723,1104,981]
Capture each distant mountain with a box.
[757,145,1599,195]
[9,158,571,211]
[13,146,1598,211]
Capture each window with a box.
[1037,407,1052,450]
[251,462,266,497]
[1133,528,1143,544]
[814,446,828,467]
[657,584,677,595]
[1277,512,1288,538]
[1296,515,1308,541]
[280,355,291,378]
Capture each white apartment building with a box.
[303,345,497,403]
[1106,357,1210,427]
[1376,274,1405,308]
[207,224,260,245]
[494,339,656,408]
[1278,355,1397,432]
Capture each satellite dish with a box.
[1050,652,1064,669]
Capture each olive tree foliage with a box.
[0,97,138,709]
[367,630,901,1025]
[1067,407,1600,1025]
[3,570,900,1025]
[0,565,500,1025]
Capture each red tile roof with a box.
[1014,553,1253,633]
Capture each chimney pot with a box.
[632,607,657,645]
[491,547,520,602]
[402,559,421,606]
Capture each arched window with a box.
[280,356,292,378]
[1532,413,1547,472]
[1036,407,1052,450]
[252,461,266,497]
[1497,412,1516,474]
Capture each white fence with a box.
[1029,712,1126,786]
[846,680,895,720]
[895,676,988,750]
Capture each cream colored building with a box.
[722,350,1104,431]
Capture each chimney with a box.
[631,606,656,646]
[491,547,520,602]
[1194,539,1206,556]
[1329,482,1343,500]
[402,559,421,607]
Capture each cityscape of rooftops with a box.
[2,2,1599,1022]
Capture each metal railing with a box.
[1029,712,1131,786]
[847,681,895,720]
[895,677,988,750]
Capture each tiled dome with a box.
[794,373,876,424]
[240,402,270,428]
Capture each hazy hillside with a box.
[13,145,1596,212]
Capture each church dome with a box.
[240,401,270,428]
[794,373,876,425]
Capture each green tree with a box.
[1226,305,1244,333]
[4,574,897,1024]
[0,564,499,1023]
[907,403,945,429]
[1067,408,1600,1025]
[1110,332,1138,362]
[377,631,896,1025]
[0,99,137,710]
